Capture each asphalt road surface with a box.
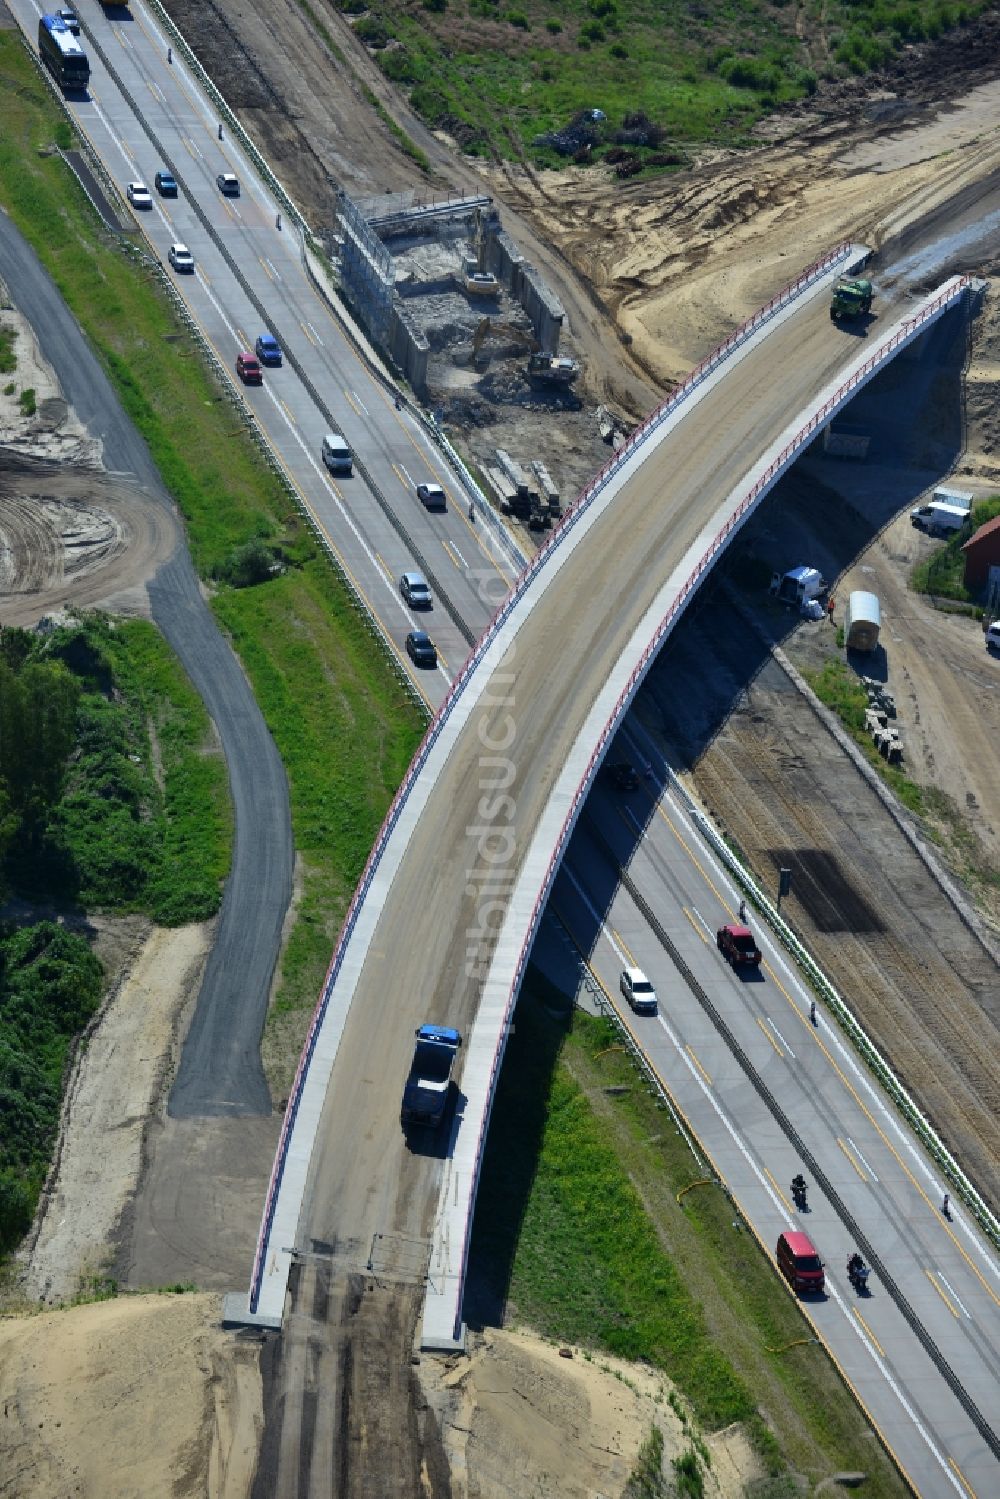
[0,212,292,1118]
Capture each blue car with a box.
[255,333,282,366]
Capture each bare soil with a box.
[4,2,1000,1492]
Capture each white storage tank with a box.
[845,590,881,652]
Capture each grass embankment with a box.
[335,0,987,166]
[0,40,424,1091]
[471,984,909,1495]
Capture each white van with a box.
[321,432,353,476]
[986,622,1000,653]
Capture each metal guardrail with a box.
[247,238,865,1313]
[688,803,1000,1251]
[443,272,975,1339]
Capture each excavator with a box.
[471,318,580,388]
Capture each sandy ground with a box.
[421,1328,759,1499]
[0,308,179,626]
[3,3,1000,1490]
[18,923,213,1305]
[0,1292,262,1499]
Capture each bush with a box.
[507,9,529,27]
[379,47,416,82]
[545,16,562,31]
[610,42,628,58]
[215,539,281,587]
[18,387,36,416]
[354,15,389,46]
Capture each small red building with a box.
[962,514,1000,591]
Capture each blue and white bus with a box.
[38,14,90,91]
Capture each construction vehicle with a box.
[527,351,580,389]
[461,257,499,297]
[830,277,873,322]
[472,317,538,365]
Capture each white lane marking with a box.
[305,321,324,347]
[559,859,968,1494]
[352,390,369,416]
[690,905,712,937]
[660,787,1000,1284]
[450,542,468,568]
[263,256,280,281]
[767,1018,795,1058]
[187,272,449,686]
[847,1137,879,1183]
[937,1274,971,1319]
[398,463,415,488]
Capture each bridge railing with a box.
[442,272,972,1339]
[248,239,863,1314]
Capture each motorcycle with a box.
[847,1257,870,1295]
[791,1176,808,1210]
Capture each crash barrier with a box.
[139,0,310,242]
[439,272,973,1342]
[688,791,1000,1251]
[248,240,870,1314]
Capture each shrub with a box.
[354,15,389,45]
[545,16,562,31]
[610,42,628,58]
[215,539,281,588]
[423,0,447,10]
[507,9,529,27]
[18,387,36,416]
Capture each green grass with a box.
[362,85,431,174]
[0,34,423,1085]
[332,0,987,163]
[470,982,908,1491]
[18,386,36,416]
[0,326,16,373]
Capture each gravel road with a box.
[0,214,292,1118]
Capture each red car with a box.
[236,351,262,384]
[716,922,761,968]
[776,1230,825,1295]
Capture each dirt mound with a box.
[0,1293,262,1499]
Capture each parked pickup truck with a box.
[401,1025,462,1128]
[716,923,762,969]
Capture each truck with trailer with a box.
[400,1025,462,1128]
[845,590,881,653]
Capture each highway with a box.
[11,4,1000,1493]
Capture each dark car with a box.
[57,8,80,33]
[604,760,639,791]
[154,171,178,198]
[405,631,438,668]
[416,482,447,512]
[216,173,240,197]
[236,352,262,385]
[716,923,762,968]
[255,333,282,367]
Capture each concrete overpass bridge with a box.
[241,243,970,1331]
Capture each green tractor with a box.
[830,276,873,322]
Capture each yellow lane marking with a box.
[236,328,249,349]
[279,400,296,425]
[654,801,733,914]
[652,795,1000,1312]
[949,1457,979,1499]
[756,1015,783,1059]
[392,463,409,491]
[549,902,926,1499]
[925,1269,959,1319]
[763,1167,792,1214]
[200,270,211,288]
[852,1307,885,1359]
[258,256,273,281]
[838,1137,868,1183]
[300,321,317,346]
[686,1045,712,1087]
[441,540,462,569]
[343,388,363,417]
[682,907,708,943]
[374,552,393,583]
[612,929,638,968]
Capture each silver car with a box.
[399,571,432,608]
[168,243,195,272]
